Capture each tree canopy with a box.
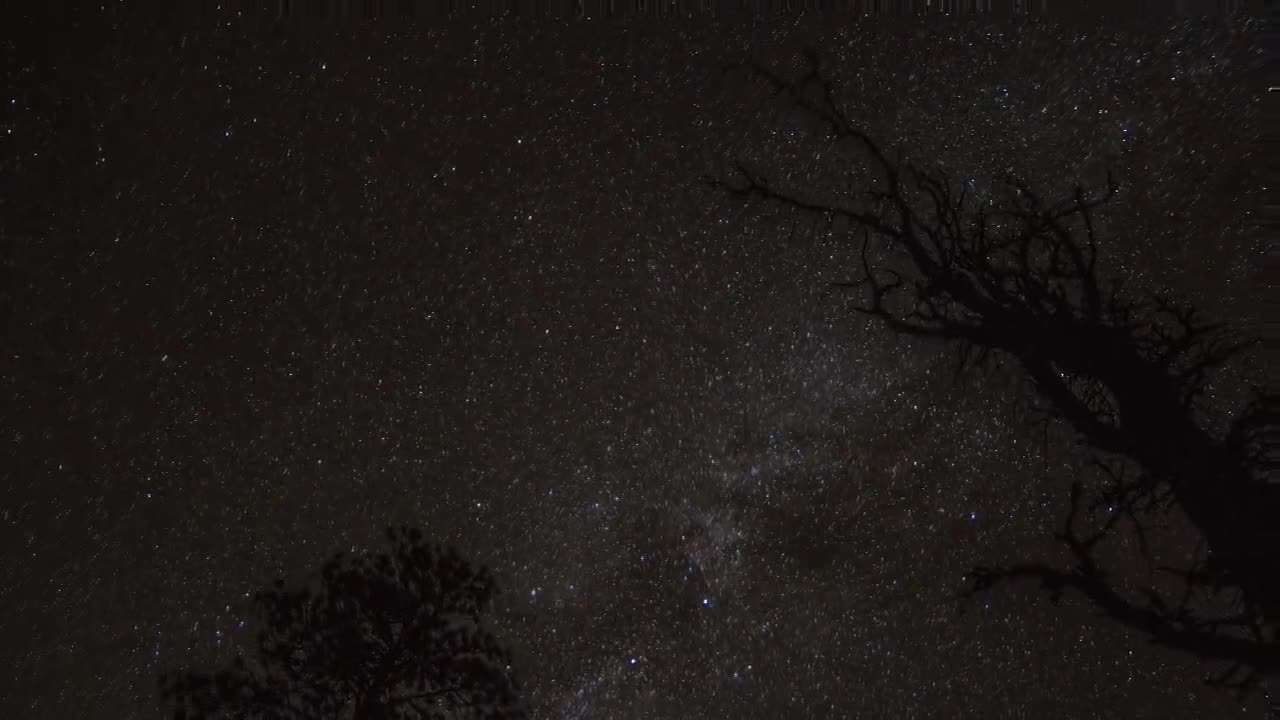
[159,526,525,720]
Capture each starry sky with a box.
[3,6,1271,719]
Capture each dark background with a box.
[2,5,1269,718]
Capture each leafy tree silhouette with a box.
[707,50,1279,693]
[158,526,525,720]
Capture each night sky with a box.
[3,7,1270,719]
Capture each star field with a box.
[3,8,1269,719]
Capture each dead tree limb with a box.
[709,51,1279,683]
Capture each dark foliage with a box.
[158,527,525,719]
[708,50,1279,692]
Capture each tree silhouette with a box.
[158,526,525,720]
[708,50,1279,691]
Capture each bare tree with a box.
[159,527,525,720]
[707,50,1279,691]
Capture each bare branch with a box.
[710,53,1278,686]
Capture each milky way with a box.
[3,8,1268,718]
